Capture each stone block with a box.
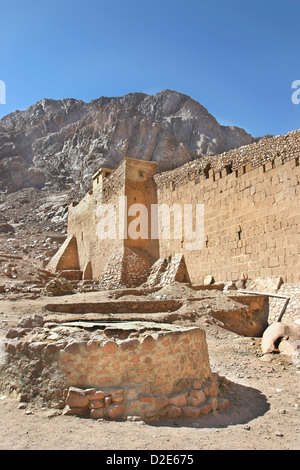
[107,404,126,420]
[167,405,182,419]
[168,392,188,407]
[90,408,105,419]
[186,396,200,407]
[141,335,156,351]
[87,390,106,400]
[66,387,89,408]
[63,406,88,416]
[102,341,118,354]
[198,401,213,416]
[181,406,200,418]
[189,390,206,404]
[192,379,202,390]
[89,400,104,409]
[139,395,154,404]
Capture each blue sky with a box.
[0,0,299,137]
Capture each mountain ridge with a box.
[0,89,255,194]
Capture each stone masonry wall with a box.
[55,324,228,421]
[0,319,230,422]
[66,158,159,282]
[67,161,126,279]
[154,130,300,284]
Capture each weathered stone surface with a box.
[0,223,15,233]
[181,406,200,418]
[141,335,156,351]
[102,340,118,354]
[168,392,188,407]
[63,340,83,354]
[167,405,182,419]
[89,400,104,409]
[139,395,154,404]
[186,396,200,407]
[112,395,123,403]
[104,396,112,407]
[208,381,219,397]
[192,379,202,390]
[198,402,213,416]
[155,396,169,410]
[17,315,43,329]
[119,338,140,351]
[107,404,126,420]
[84,388,97,396]
[63,406,87,416]
[44,277,75,296]
[87,390,105,400]
[6,328,28,339]
[66,387,89,408]
[90,408,105,419]
[208,397,218,411]
[189,390,206,404]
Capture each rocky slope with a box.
[0,89,254,194]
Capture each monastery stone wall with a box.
[154,130,300,284]
[67,161,126,279]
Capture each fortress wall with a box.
[67,161,126,279]
[65,130,300,284]
[67,158,159,280]
[125,158,159,260]
[155,130,300,284]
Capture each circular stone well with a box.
[0,315,229,422]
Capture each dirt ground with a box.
[0,289,299,451]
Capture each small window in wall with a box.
[203,164,211,179]
[295,157,299,167]
[139,170,144,178]
[225,164,233,175]
[205,236,209,248]
[237,227,242,241]
[81,231,83,241]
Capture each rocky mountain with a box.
[0,89,254,194]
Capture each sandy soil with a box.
[0,290,299,451]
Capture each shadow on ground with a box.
[151,381,270,429]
